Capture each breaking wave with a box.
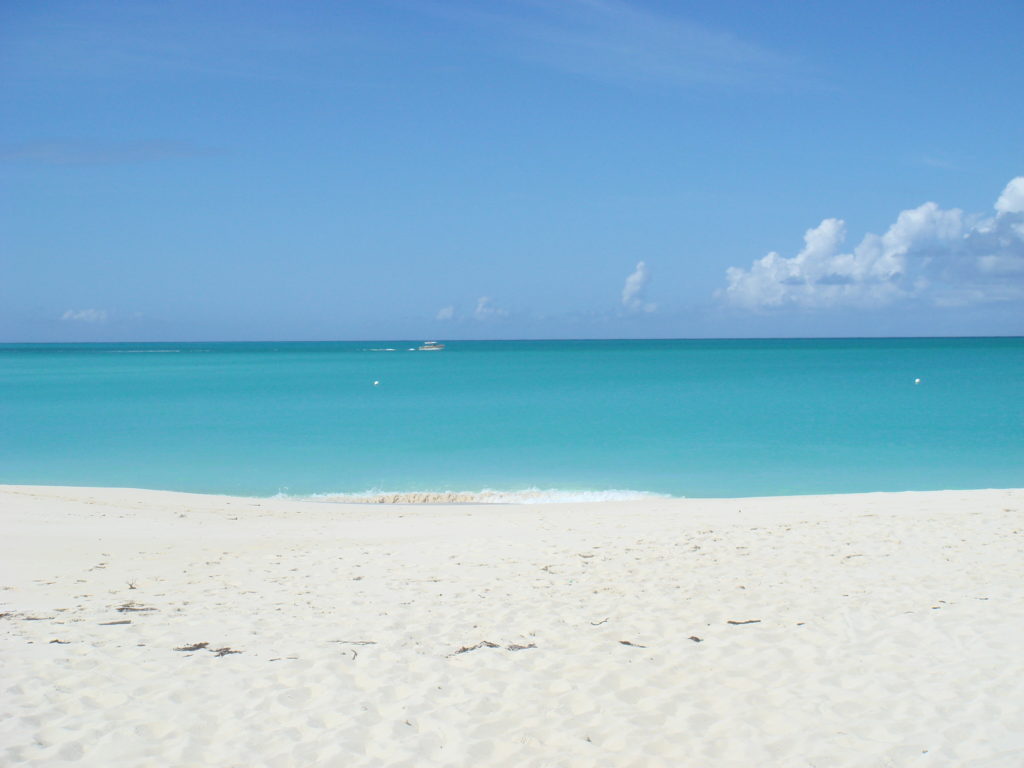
[285,488,670,505]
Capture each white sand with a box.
[1,485,1022,767]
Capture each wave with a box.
[281,488,671,504]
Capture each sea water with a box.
[0,338,1021,499]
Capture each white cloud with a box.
[995,177,1024,215]
[722,177,1024,311]
[474,296,508,320]
[436,305,455,321]
[622,261,657,313]
[61,308,108,323]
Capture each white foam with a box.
[283,487,671,505]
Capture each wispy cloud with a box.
[61,308,108,323]
[721,177,1024,311]
[436,305,455,320]
[917,154,960,171]
[474,296,509,320]
[422,0,803,89]
[622,261,656,313]
[0,140,218,166]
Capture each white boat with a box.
[418,341,445,351]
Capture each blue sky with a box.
[2,0,1022,341]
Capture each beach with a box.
[2,485,1022,767]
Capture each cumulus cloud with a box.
[722,177,1024,311]
[436,305,455,321]
[995,177,1024,215]
[474,296,508,320]
[622,261,657,313]
[61,308,108,323]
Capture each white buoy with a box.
[373,380,380,386]
[914,378,921,385]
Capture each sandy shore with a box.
[1,486,1022,767]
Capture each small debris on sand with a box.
[117,601,157,613]
[450,641,537,656]
[175,642,209,652]
[329,640,376,646]
[453,641,500,655]
[174,642,241,657]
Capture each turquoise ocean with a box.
[1,338,1021,500]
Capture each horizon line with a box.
[2,334,1022,346]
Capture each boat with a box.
[418,341,445,351]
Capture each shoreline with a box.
[2,485,1022,766]
[5,482,1022,505]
